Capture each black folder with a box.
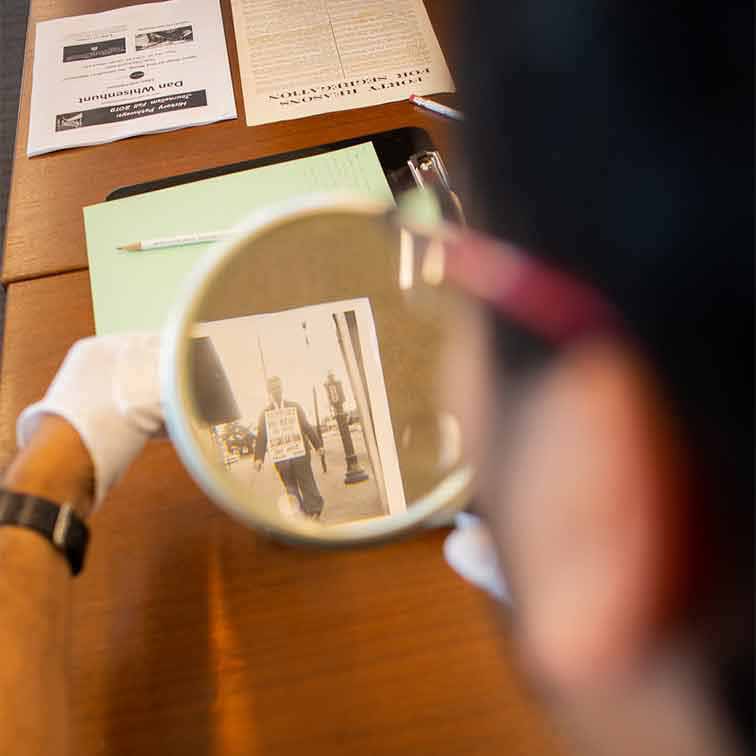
[107,127,442,202]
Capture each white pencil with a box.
[117,230,232,251]
[409,94,464,121]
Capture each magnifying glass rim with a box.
[161,193,473,546]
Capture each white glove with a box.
[17,333,163,508]
[443,512,511,603]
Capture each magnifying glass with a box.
[162,194,475,546]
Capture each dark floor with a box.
[0,0,30,349]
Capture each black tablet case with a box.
[107,127,436,201]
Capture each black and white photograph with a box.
[55,112,83,131]
[62,37,127,63]
[135,24,194,51]
[192,299,406,526]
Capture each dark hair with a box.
[459,1,753,744]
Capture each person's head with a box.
[453,1,752,753]
[267,376,283,404]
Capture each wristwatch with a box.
[0,488,89,576]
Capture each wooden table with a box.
[0,2,566,753]
[3,0,463,284]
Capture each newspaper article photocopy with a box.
[27,0,236,156]
[230,0,455,126]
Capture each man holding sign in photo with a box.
[254,376,326,519]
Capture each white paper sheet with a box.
[230,0,455,126]
[27,0,236,156]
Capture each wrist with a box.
[3,415,95,520]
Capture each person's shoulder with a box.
[285,400,303,411]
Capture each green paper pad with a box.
[83,142,394,334]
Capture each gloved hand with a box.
[443,512,511,603]
[16,333,163,509]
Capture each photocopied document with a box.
[230,0,455,126]
[83,142,394,335]
[27,0,236,156]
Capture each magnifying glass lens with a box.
[175,204,475,544]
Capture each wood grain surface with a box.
[0,271,567,755]
[2,0,464,283]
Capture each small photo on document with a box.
[55,112,83,131]
[135,24,194,51]
[191,298,406,526]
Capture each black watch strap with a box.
[0,489,89,576]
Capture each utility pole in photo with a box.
[257,333,269,385]
[302,321,327,473]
